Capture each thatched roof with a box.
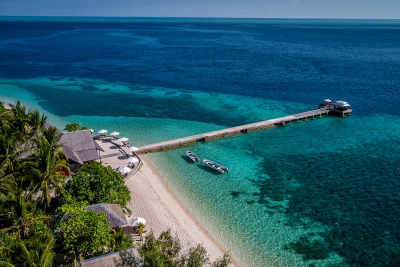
[19,124,102,165]
[62,145,83,164]
[77,247,140,267]
[86,203,127,229]
[93,140,105,152]
[60,130,100,163]
[44,122,62,133]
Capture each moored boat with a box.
[203,159,228,173]
[187,151,199,162]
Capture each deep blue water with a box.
[0,17,400,266]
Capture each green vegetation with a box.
[63,123,89,132]
[0,101,230,266]
[111,227,134,252]
[65,161,131,206]
[0,223,55,267]
[26,135,69,213]
[0,101,133,266]
[1,190,48,241]
[114,230,231,267]
[55,202,112,259]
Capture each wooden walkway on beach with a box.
[136,107,352,154]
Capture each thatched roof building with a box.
[86,203,128,229]
[59,130,104,164]
[44,122,62,133]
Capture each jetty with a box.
[136,107,351,154]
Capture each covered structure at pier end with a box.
[318,99,352,117]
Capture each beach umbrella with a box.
[119,167,131,173]
[324,99,331,102]
[119,137,129,142]
[110,131,120,136]
[98,129,107,134]
[343,104,351,107]
[127,157,139,163]
[90,129,93,132]
[130,217,146,227]
[129,146,139,152]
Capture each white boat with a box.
[187,151,199,162]
[203,159,228,173]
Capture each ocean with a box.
[0,17,399,266]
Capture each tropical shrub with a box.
[55,202,112,259]
[65,161,131,206]
[0,190,48,241]
[0,223,55,266]
[111,227,134,252]
[113,230,231,267]
[0,231,20,264]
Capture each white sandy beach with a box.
[0,98,237,265]
[94,138,238,266]
[125,157,238,266]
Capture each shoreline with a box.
[126,156,239,266]
[1,99,11,109]
[0,97,238,265]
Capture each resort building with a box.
[86,203,128,229]
[59,129,104,172]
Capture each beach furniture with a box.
[122,141,130,147]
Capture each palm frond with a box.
[20,241,34,266]
[40,238,55,267]
[0,261,16,267]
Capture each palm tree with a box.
[27,109,47,138]
[0,237,55,267]
[25,138,69,214]
[41,126,63,152]
[72,256,82,267]
[1,190,48,241]
[8,101,30,136]
[0,125,29,175]
[0,160,17,198]
[0,102,11,121]
[111,227,134,252]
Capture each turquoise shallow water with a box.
[1,77,400,267]
[1,18,400,266]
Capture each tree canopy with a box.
[63,123,89,132]
[0,222,54,267]
[55,202,112,259]
[0,101,135,266]
[1,190,48,241]
[0,101,227,267]
[114,230,231,267]
[65,161,131,206]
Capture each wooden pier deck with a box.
[136,107,351,154]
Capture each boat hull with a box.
[186,151,199,162]
[203,159,228,173]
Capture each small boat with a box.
[187,151,199,162]
[203,159,229,173]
